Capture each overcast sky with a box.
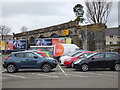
[0,1,119,35]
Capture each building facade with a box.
[0,35,13,41]
[13,21,106,51]
[105,26,120,51]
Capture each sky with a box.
[0,0,119,35]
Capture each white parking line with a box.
[73,72,117,77]
[68,74,89,78]
[30,73,59,78]
[4,74,27,79]
[58,64,69,78]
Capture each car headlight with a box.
[66,59,71,61]
[74,60,81,64]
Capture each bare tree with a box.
[73,4,85,23]
[85,0,112,24]
[21,26,27,32]
[0,25,11,40]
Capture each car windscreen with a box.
[71,52,83,57]
[34,52,43,57]
[37,53,43,57]
[86,53,97,58]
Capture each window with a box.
[117,42,120,44]
[92,53,104,60]
[80,53,93,58]
[26,53,36,58]
[37,53,42,57]
[14,53,25,57]
[110,36,113,38]
[110,42,113,44]
[105,53,117,60]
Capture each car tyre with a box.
[7,64,18,73]
[42,63,51,73]
[81,64,89,72]
[115,64,120,71]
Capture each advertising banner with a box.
[9,41,13,50]
[1,41,5,50]
[52,39,59,45]
[59,38,66,44]
[54,44,64,57]
[13,40,26,49]
[36,39,52,46]
[63,30,69,35]
[66,38,71,44]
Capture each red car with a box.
[36,52,47,57]
[64,51,96,67]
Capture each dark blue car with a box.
[3,51,57,73]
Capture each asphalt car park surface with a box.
[1,55,119,88]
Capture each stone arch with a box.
[50,33,58,38]
[69,30,74,35]
[30,36,35,43]
[39,35,44,38]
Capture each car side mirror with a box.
[34,56,38,59]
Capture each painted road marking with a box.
[72,72,117,77]
[30,73,59,78]
[68,74,89,77]
[4,74,27,79]
[58,64,69,78]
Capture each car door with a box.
[104,53,118,68]
[25,52,39,68]
[14,53,28,68]
[89,53,105,68]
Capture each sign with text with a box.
[36,39,52,46]
[63,30,69,35]
[1,41,5,50]
[13,40,26,50]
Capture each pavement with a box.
[1,55,119,88]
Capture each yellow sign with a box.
[66,38,71,44]
[63,30,69,35]
[1,41,5,50]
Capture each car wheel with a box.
[115,64,120,71]
[42,63,51,73]
[81,64,89,72]
[7,64,18,73]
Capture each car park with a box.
[64,51,96,67]
[3,51,57,73]
[73,52,120,71]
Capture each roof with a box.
[11,51,37,54]
[105,27,119,36]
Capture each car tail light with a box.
[5,55,12,60]
[50,55,52,57]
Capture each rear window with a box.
[37,53,42,57]
[14,53,25,57]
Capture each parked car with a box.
[59,50,88,65]
[3,51,57,73]
[73,52,120,71]
[64,51,96,67]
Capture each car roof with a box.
[99,52,118,54]
[11,51,37,54]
